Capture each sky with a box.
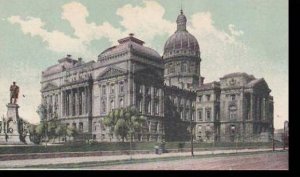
[0,0,288,129]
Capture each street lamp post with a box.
[231,125,237,153]
[190,117,194,157]
[283,124,286,150]
[44,113,48,148]
[272,127,275,152]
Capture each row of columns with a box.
[136,85,164,116]
[99,79,126,114]
[43,93,60,119]
[62,85,90,117]
[170,95,194,121]
[249,93,269,121]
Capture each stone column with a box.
[148,121,152,141]
[250,93,254,120]
[142,85,145,114]
[256,97,260,121]
[160,88,164,116]
[133,81,136,106]
[85,86,88,115]
[262,97,265,121]
[265,97,269,121]
[115,81,119,108]
[61,91,65,117]
[151,86,154,115]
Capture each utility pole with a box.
[272,127,275,152]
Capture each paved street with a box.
[87,151,288,170]
[0,148,287,169]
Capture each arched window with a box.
[180,110,183,120]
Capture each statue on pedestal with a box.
[10,82,19,104]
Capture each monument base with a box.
[0,134,25,145]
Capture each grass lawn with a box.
[0,141,282,154]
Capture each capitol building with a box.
[40,10,274,142]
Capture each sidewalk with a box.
[0,147,286,169]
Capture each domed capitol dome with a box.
[163,10,200,59]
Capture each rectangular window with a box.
[110,84,115,94]
[154,102,159,115]
[192,111,195,121]
[119,82,124,93]
[154,88,158,97]
[231,94,236,101]
[146,87,150,95]
[146,101,151,114]
[206,95,211,101]
[170,66,175,73]
[206,108,211,121]
[230,111,237,120]
[102,85,106,95]
[181,63,187,72]
[198,95,202,102]
[94,122,97,131]
[102,100,106,113]
[137,99,142,113]
[79,122,83,132]
[198,109,202,121]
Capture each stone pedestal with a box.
[2,104,23,144]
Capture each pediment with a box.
[97,67,126,80]
[248,78,271,93]
[42,82,58,91]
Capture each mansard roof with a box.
[98,34,161,61]
[42,55,78,77]
[221,72,255,80]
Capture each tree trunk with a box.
[130,133,133,160]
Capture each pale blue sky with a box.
[0,0,288,129]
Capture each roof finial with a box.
[180,0,183,14]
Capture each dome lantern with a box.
[176,9,187,32]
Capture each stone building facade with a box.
[40,10,274,142]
